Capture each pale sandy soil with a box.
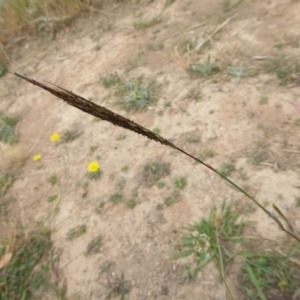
[1,0,300,299]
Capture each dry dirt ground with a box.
[1,0,300,299]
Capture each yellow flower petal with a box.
[33,154,42,161]
[88,162,100,173]
[50,133,61,142]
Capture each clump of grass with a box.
[100,273,131,299]
[174,177,187,190]
[157,181,165,189]
[0,63,8,77]
[251,155,264,165]
[48,175,58,185]
[268,57,300,85]
[173,200,251,278]
[115,76,160,112]
[0,113,20,145]
[127,199,137,209]
[142,162,170,186]
[110,193,122,204]
[59,129,82,144]
[240,244,300,300]
[67,224,87,240]
[102,73,121,88]
[186,134,200,143]
[187,56,220,78]
[86,235,102,255]
[0,172,15,197]
[259,97,268,105]
[47,194,57,202]
[164,196,177,207]
[116,134,126,141]
[133,15,162,30]
[219,164,236,177]
[0,230,54,300]
[227,65,257,84]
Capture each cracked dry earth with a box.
[1,0,300,299]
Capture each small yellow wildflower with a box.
[33,154,42,161]
[50,133,61,142]
[88,162,100,173]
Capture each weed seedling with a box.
[110,193,122,204]
[116,134,126,141]
[100,273,131,300]
[219,164,235,177]
[115,76,160,112]
[174,177,187,190]
[59,129,82,144]
[134,16,161,30]
[0,172,15,197]
[187,56,220,78]
[127,199,137,209]
[164,196,177,207]
[67,224,87,240]
[0,113,20,144]
[86,235,102,255]
[48,175,58,185]
[47,195,58,202]
[259,97,268,105]
[0,63,8,77]
[157,181,165,189]
[102,73,121,88]
[295,119,300,126]
[143,162,170,186]
[152,127,161,135]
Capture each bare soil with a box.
[1,0,300,299]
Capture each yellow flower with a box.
[50,133,60,142]
[88,162,100,173]
[33,154,42,161]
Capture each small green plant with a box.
[157,181,165,189]
[100,260,113,273]
[295,119,300,126]
[173,201,250,278]
[296,197,300,207]
[186,88,203,102]
[164,196,177,207]
[156,203,164,210]
[127,199,137,209]
[86,235,102,255]
[59,129,82,144]
[121,165,129,172]
[174,177,187,190]
[133,15,161,30]
[115,76,160,112]
[0,230,54,299]
[219,164,235,177]
[251,155,264,165]
[240,244,300,300]
[164,101,172,107]
[142,162,170,186]
[110,193,122,204]
[0,172,15,197]
[187,134,200,143]
[259,97,268,105]
[116,134,126,141]
[100,273,131,300]
[102,73,121,88]
[0,63,8,77]
[227,65,257,84]
[152,127,161,135]
[187,56,220,78]
[181,264,196,283]
[0,113,20,144]
[47,195,58,202]
[48,175,58,185]
[67,224,87,240]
